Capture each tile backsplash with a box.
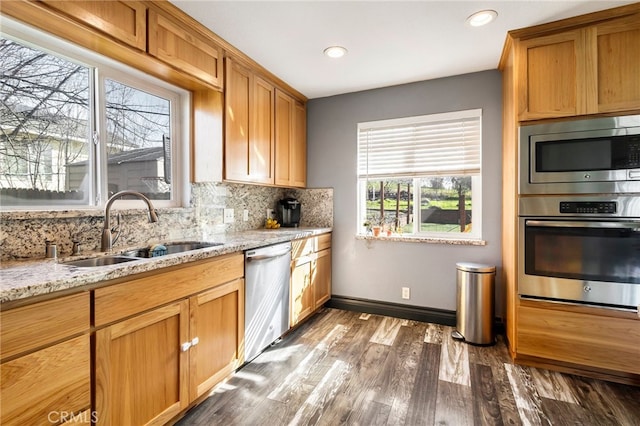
[0,183,333,260]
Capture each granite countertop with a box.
[0,227,331,304]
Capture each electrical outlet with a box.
[223,208,234,224]
[266,208,275,220]
[243,209,249,222]
[402,287,410,300]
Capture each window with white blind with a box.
[357,109,482,239]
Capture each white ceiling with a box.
[169,1,636,99]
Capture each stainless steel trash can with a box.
[452,262,496,345]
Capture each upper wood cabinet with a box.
[224,58,275,184]
[225,58,306,187]
[517,14,640,120]
[147,7,224,90]
[39,0,147,50]
[275,89,307,188]
[591,15,640,113]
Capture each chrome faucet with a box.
[101,190,159,252]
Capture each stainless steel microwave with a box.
[519,114,640,195]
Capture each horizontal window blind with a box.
[358,109,481,179]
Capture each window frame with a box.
[356,109,483,241]
[0,16,189,211]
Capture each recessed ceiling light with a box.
[323,46,347,59]
[466,10,498,27]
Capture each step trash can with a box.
[452,262,496,345]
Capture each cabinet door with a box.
[41,0,147,50]
[147,8,223,89]
[313,248,332,308]
[291,257,314,326]
[224,59,275,184]
[274,89,294,186]
[251,76,276,183]
[1,335,90,426]
[518,30,587,120]
[95,301,190,426]
[590,15,640,113]
[291,101,307,188]
[189,278,245,400]
[224,59,252,182]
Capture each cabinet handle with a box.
[191,337,199,347]
[180,341,192,352]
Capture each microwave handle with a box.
[526,220,640,230]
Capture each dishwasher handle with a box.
[246,245,292,262]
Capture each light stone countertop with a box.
[0,227,331,304]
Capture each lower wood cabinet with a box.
[95,300,190,426]
[189,279,244,400]
[290,233,332,327]
[95,278,244,425]
[516,299,640,382]
[0,293,91,426]
[93,254,245,425]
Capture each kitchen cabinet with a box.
[224,58,275,184]
[517,299,640,380]
[39,0,147,50]
[189,279,244,400]
[290,233,332,327]
[94,254,244,425]
[499,3,640,384]
[517,13,640,120]
[0,293,91,426]
[224,58,306,188]
[147,7,224,90]
[275,89,307,188]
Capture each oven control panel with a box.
[559,201,617,214]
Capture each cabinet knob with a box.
[191,337,199,347]
[180,341,192,352]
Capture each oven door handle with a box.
[526,220,640,230]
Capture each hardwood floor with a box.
[176,308,640,425]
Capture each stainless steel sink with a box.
[62,256,138,268]
[121,241,222,258]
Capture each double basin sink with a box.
[61,241,222,268]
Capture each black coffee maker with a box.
[278,197,301,227]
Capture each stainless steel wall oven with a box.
[519,196,640,309]
[518,116,640,310]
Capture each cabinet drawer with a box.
[94,253,244,326]
[317,233,332,251]
[1,292,89,361]
[291,233,332,259]
[517,302,640,374]
[1,334,91,426]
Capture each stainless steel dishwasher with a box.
[244,242,292,362]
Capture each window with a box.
[357,109,482,240]
[0,21,185,209]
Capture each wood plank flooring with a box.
[176,308,640,426]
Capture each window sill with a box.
[355,234,486,246]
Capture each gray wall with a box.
[306,70,504,316]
